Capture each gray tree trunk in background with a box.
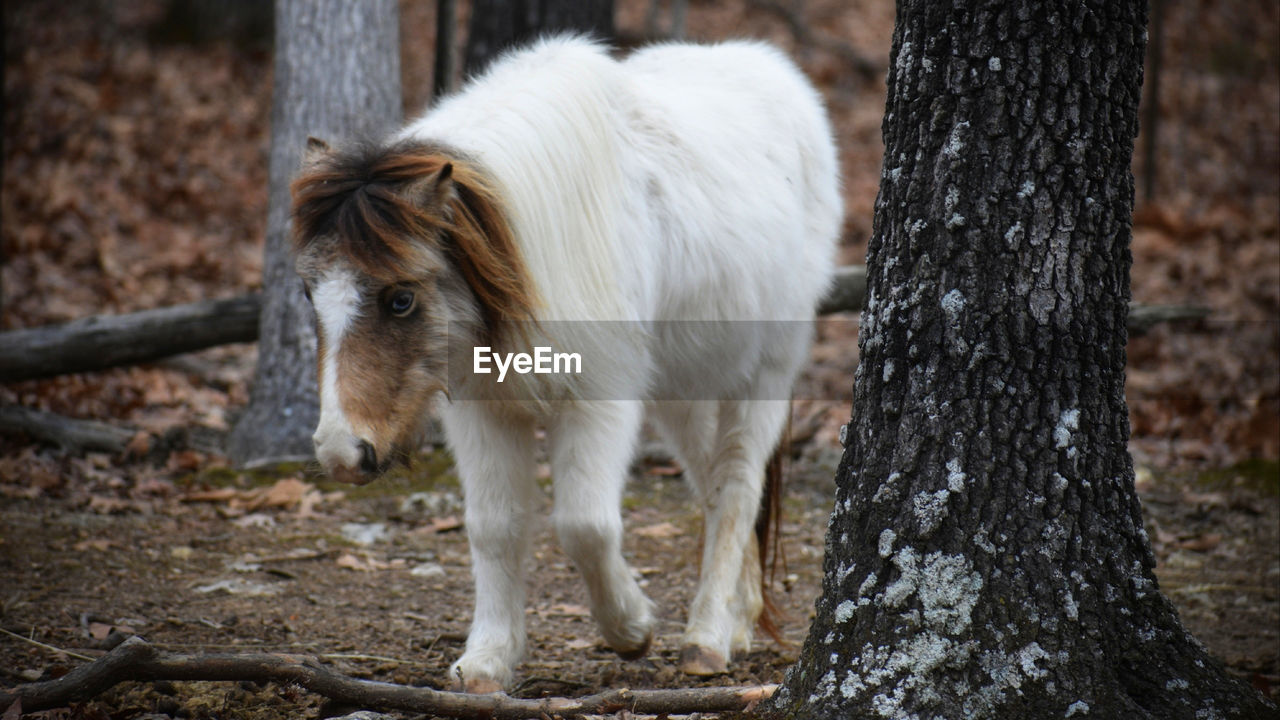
[463,0,613,77]
[765,1,1271,718]
[227,0,401,467]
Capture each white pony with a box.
[292,36,840,692]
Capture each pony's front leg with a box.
[442,403,538,693]
[548,401,655,657]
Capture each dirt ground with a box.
[0,444,1276,719]
[2,0,1278,718]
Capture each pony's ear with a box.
[302,136,332,168]
[403,161,455,211]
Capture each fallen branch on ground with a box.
[0,266,1210,383]
[0,637,777,718]
[0,293,260,383]
[0,405,136,454]
[1126,302,1212,335]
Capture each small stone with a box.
[410,562,446,578]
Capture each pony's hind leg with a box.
[443,403,539,693]
[548,400,656,658]
[646,400,718,484]
[679,397,789,675]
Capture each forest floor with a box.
[0,446,1276,718]
[2,0,1278,718]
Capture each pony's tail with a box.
[755,412,790,645]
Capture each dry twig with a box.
[0,637,777,718]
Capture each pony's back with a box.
[400,36,840,327]
[619,40,841,324]
[400,36,634,322]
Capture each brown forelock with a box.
[443,162,540,334]
[290,140,539,332]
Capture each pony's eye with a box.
[388,289,416,317]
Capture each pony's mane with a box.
[291,139,538,332]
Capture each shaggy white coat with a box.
[392,36,840,689]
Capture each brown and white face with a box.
[290,137,535,484]
[297,250,452,484]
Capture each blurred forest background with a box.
[0,0,1277,709]
[2,0,1275,472]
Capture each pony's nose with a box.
[357,440,378,475]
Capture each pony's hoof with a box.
[613,629,653,660]
[451,676,504,694]
[678,645,727,676]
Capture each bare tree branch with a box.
[0,294,260,383]
[0,266,1209,385]
[0,405,136,454]
[1,637,777,718]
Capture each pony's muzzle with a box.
[357,440,379,475]
[313,431,380,485]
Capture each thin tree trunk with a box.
[226,0,401,467]
[766,2,1272,718]
[433,0,458,98]
[462,0,614,77]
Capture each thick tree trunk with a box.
[767,2,1272,718]
[226,0,401,467]
[462,0,614,77]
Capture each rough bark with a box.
[226,0,401,467]
[766,2,1273,718]
[462,0,614,77]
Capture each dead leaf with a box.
[88,495,134,514]
[124,431,151,456]
[243,477,311,511]
[181,488,238,503]
[194,578,282,596]
[73,538,113,552]
[336,552,390,572]
[546,603,590,617]
[429,516,463,533]
[635,522,683,538]
[87,622,135,640]
[1178,533,1223,552]
[167,450,202,472]
[294,487,328,518]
